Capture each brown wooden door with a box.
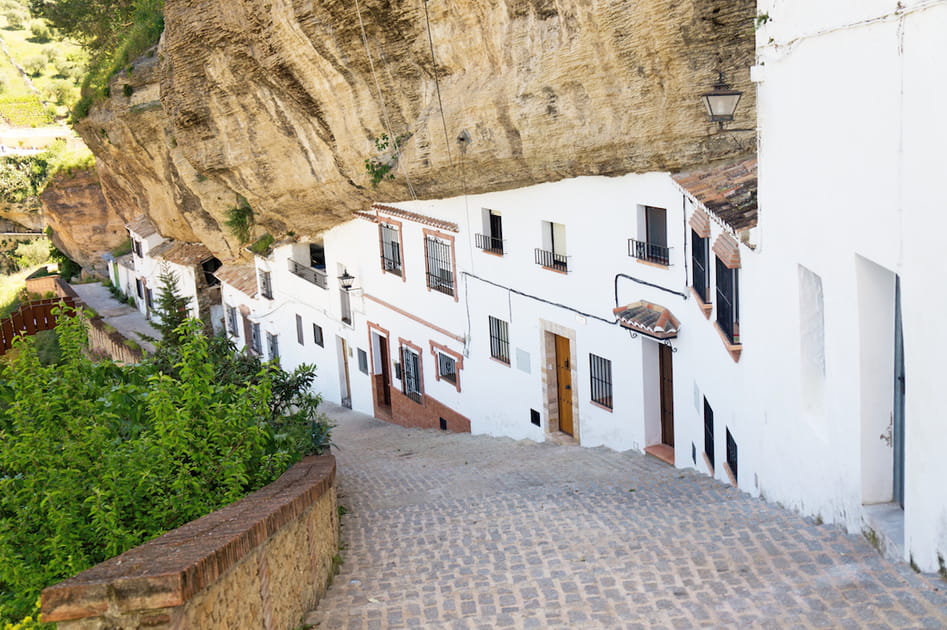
[555,335,574,436]
[659,343,674,446]
[379,338,391,406]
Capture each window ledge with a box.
[490,356,511,367]
[713,322,742,362]
[590,400,613,413]
[702,452,715,477]
[480,249,505,258]
[635,258,670,270]
[690,288,712,319]
[723,461,738,488]
[539,265,569,275]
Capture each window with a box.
[630,206,669,265]
[535,221,567,271]
[476,209,504,254]
[250,322,262,355]
[266,332,279,361]
[691,229,710,303]
[589,354,613,409]
[437,352,457,385]
[358,349,369,374]
[425,235,454,296]
[313,323,324,347]
[703,397,714,471]
[715,257,740,344]
[402,346,422,403]
[259,270,273,299]
[488,316,510,364]
[379,223,402,275]
[340,289,352,325]
[726,427,738,483]
[145,288,154,311]
[310,241,326,269]
[135,278,144,299]
[131,238,142,257]
[226,305,238,336]
[296,314,304,345]
[202,257,222,286]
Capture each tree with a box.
[28,0,137,50]
[22,54,45,76]
[152,265,190,344]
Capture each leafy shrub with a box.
[0,312,331,623]
[22,55,45,77]
[3,8,27,30]
[13,237,50,269]
[248,233,274,256]
[40,44,59,63]
[224,196,254,244]
[28,19,50,42]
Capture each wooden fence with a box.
[0,297,77,354]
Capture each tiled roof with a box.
[613,301,681,340]
[355,203,459,233]
[116,253,135,270]
[125,214,159,238]
[673,158,758,231]
[214,264,257,298]
[149,240,215,266]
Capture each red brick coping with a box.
[41,455,336,623]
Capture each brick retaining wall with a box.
[41,455,339,630]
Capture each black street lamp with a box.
[338,269,355,292]
[701,72,743,124]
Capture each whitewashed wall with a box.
[754,0,947,571]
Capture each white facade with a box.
[753,0,947,570]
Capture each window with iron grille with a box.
[425,236,454,296]
[145,288,154,311]
[715,257,740,344]
[132,239,142,257]
[488,316,510,364]
[295,314,304,345]
[402,346,422,403]
[589,354,613,409]
[266,331,279,361]
[226,305,238,337]
[313,323,324,347]
[135,278,144,299]
[437,352,457,385]
[379,223,402,275]
[250,322,262,355]
[726,427,738,482]
[259,270,273,299]
[691,229,710,303]
[703,397,714,471]
[358,348,369,374]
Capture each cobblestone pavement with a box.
[305,404,947,629]
[70,282,160,352]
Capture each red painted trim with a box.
[363,294,465,343]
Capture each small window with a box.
[132,239,142,257]
[536,221,567,271]
[250,323,262,355]
[425,235,454,296]
[313,323,324,347]
[437,352,457,385]
[296,314,304,345]
[402,346,422,403]
[145,288,154,311]
[259,270,273,299]
[630,206,669,265]
[691,229,710,303]
[704,397,715,471]
[589,354,613,409]
[266,331,279,361]
[358,348,369,374]
[379,223,402,275]
[340,289,352,325]
[476,209,504,254]
[226,305,238,337]
[488,316,510,364]
[726,427,738,483]
[202,257,222,286]
[135,278,144,299]
[310,241,326,269]
[715,258,740,344]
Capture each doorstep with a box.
[644,444,675,466]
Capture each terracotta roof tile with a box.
[125,215,159,238]
[673,158,758,231]
[214,264,258,298]
[355,203,459,233]
[149,241,215,266]
[613,301,681,339]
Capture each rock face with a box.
[40,169,128,271]
[77,0,756,258]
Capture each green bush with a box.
[4,8,27,30]
[13,237,51,269]
[22,55,45,77]
[224,196,254,244]
[28,19,50,42]
[0,312,330,623]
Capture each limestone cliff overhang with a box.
[125,214,159,239]
[214,264,258,298]
[149,240,216,267]
[613,301,681,340]
[672,158,758,232]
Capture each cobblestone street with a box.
[305,404,947,629]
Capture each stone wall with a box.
[41,455,338,630]
[84,316,144,365]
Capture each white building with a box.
[750,0,947,571]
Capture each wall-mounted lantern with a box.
[701,72,743,125]
[338,269,356,292]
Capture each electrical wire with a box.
[421,0,453,167]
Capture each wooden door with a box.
[555,335,574,436]
[659,343,674,446]
[379,338,391,406]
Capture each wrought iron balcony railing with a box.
[475,233,504,255]
[288,259,328,289]
[534,248,568,272]
[628,238,671,266]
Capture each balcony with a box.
[288,259,328,289]
[628,239,670,266]
[534,248,568,272]
[475,233,504,255]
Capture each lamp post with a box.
[701,72,743,126]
